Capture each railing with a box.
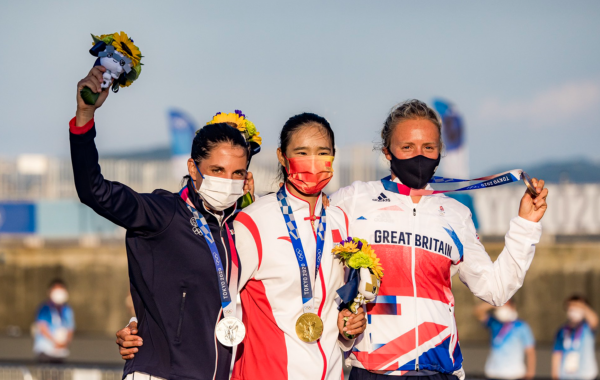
[0,364,121,380]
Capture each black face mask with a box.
[389,152,441,189]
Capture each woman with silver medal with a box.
[71,67,257,380]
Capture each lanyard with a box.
[493,321,515,346]
[276,186,327,314]
[381,169,524,197]
[564,324,584,350]
[180,187,239,318]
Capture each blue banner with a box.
[168,109,198,157]
[0,202,36,233]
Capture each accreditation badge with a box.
[564,351,581,374]
[215,317,246,347]
[295,313,324,343]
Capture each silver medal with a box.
[215,316,246,347]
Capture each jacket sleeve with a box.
[457,215,542,306]
[69,124,176,234]
[328,182,358,221]
[233,212,261,291]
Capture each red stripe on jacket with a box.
[235,212,263,269]
[232,280,288,380]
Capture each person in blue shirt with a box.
[475,299,536,380]
[552,295,599,380]
[33,279,75,363]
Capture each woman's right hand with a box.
[115,321,143,360]
[76,66,110,126]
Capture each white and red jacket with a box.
[232,187,352,380]
[329,179,542,377]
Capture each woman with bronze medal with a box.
[72,67,257,380]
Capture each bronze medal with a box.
[521,171,539,198]
[295,313,324,343]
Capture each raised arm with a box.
[457,179,547,305]
[70,67,175,233]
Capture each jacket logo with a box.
[373,193,390,202]
[439,206,445,216]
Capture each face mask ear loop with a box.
[282,153,292,175]
[191,160,205,191]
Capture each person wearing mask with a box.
[474,300,536,380]
[329,99,548,380]
[33,279,75,363]
[71,66,256,380]
[116,113,368,380]
[552,295,599,380]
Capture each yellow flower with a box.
[249,132,262,145]
[111,31,141,67]
[207,112,246,131]
[363,245,384,279]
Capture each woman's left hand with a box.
[244,171,255,201]
[338,307,367,339]
[518,177,549,223]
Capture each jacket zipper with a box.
[176,291,187,340]
[411,206,419,371]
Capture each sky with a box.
[1,0,599,176]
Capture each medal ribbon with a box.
[277,186,327,314]
[381,169,525,196]
[179,187,239,318]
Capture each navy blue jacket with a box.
[70,126,238,380]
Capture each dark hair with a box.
[380,99,443,151]
[278,113,335,181]
[192,123,249,162]
[182,123,249,184]
[49,278,66,289]
[566,294,590,307]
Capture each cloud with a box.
[479,80,600,128]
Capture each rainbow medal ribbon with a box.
[381,169,539,197]
[180,188,245,347]
[277,186,327,343]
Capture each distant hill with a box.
[498,159,600,184]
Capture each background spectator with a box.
[33,279,75,363]
[475,299,536,380]
[552,295,598,380]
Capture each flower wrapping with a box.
[333,237,383,338]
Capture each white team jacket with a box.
[232,186,352,380]
[329,179,542,376]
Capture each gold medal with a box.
[295,313,324,343]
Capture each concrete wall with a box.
[1,241,599,344]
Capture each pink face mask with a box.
[285,155,334,195]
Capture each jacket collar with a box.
[284,183,323,218]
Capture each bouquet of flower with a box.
[206,110,262,208]
[80,31,143,105]
[332,237,383,338]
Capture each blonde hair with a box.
[380,99,443,151]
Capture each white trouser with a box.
[125,372,166,380]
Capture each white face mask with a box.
[567,307,585,324]
[197,174,245,212]
[494,306,518,323]
[50,288,69,305]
